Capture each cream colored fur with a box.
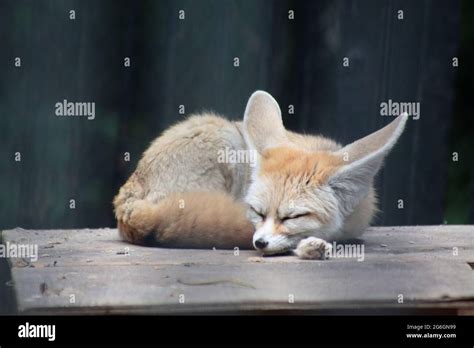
[114,91,408,259]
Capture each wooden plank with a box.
[1,226,473,314]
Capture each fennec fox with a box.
[114,91,407,259]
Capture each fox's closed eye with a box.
[250,206,265,219]
[281,213,310,222]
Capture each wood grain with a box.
[1,226,473,314]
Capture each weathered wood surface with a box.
[1,226,473,314]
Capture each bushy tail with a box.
[113,179,254,249]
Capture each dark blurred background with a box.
[0,0,472,230]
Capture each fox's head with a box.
[242,91,408,254]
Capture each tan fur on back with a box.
[114,113,255,249]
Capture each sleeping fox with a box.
[113,91,407,259]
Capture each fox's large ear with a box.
[243,91,288,154]
[328,113,408,215]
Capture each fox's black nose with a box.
[254,239,268,249]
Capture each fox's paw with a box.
[294,237,332,260]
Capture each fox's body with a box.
[114,115,256,249]
[114,91,407,259]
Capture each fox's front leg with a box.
[294,237,332,260]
